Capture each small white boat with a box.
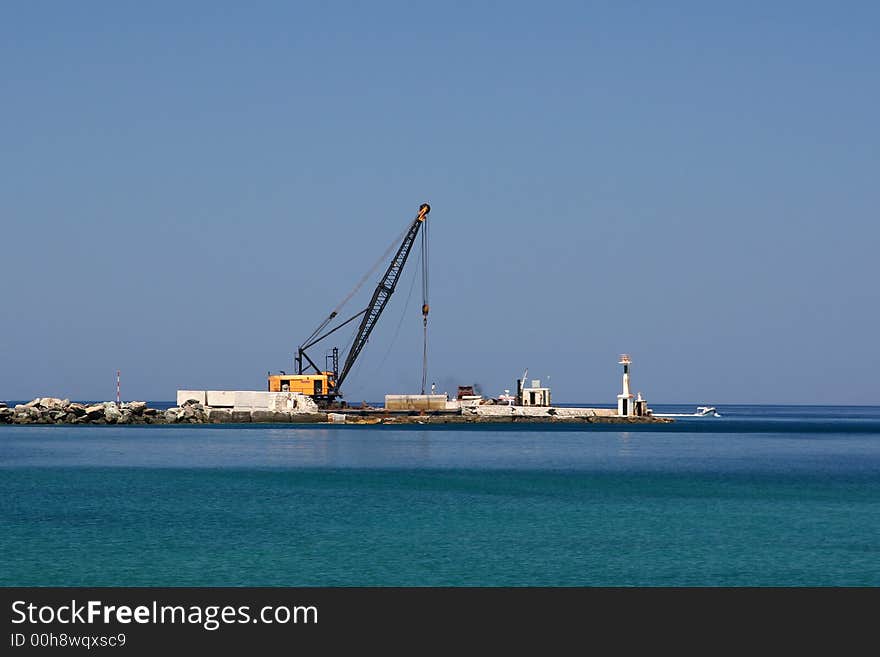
[654,406,722,418]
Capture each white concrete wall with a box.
[177,390,319,413]
[176,390,206,406]
[232,391,275,410]
[231,391,318,413]
[206,391,237,407]
[268,392,318,413]
[466,405,617,418]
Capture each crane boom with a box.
[336,203,430,389]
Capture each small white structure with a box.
[521,379,551,407]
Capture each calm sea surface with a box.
[1,404,878,586]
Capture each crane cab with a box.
[268,372,336,398]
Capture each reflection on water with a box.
[1,421,879,475]
[617,432,633,457]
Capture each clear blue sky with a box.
[1,1,877,404]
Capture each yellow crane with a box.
[269,203,431,406]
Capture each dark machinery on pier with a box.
[268,203,431,406]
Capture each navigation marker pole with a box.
[116,370,121,405]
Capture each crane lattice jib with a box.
[336,203,430,391]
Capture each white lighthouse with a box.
[617,354,634,416]
[616,354,651,416]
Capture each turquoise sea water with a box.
[1,405,879,586]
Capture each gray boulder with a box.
[84,404,105,420]
[128,401,147,414]
[103,404,122,423]
[68,403,87,417]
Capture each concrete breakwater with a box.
[364,413,672,425]
[1,398,672,426]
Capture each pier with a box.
[0,397,670,426]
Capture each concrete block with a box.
[549,407,617,418]
[385,394,448,411]
[229,391,319,413]
[286,393,319,413]
[233,391,276,410]
[269,393,297,412]
[177,390,206,406]
[251,410,291,423]
[291,413,327,424]
[230,410,252,423]
[176,389,322,413]
[206,408,233,424]
[206,391,236,407]
[471,405,516,417]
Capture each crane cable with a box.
[301,222,411,348]
[344,244,423,400]
[420,216,430,394]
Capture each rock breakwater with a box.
[0,398,326,425]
